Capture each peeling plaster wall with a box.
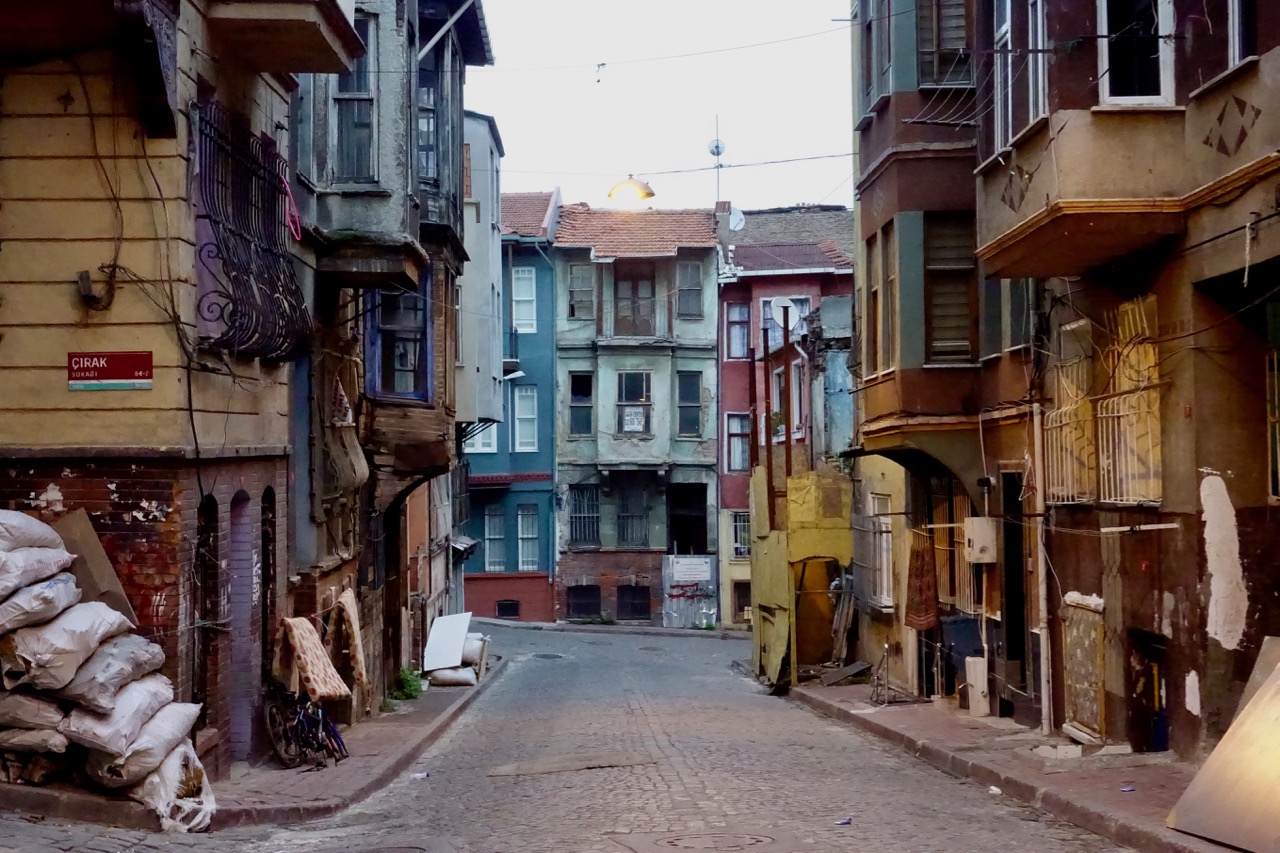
[1200,475,1248,651]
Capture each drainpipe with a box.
[1033,402,1052,734]
[417,0,478,62]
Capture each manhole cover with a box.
[533,653,563,659]
[638,646,666,652]
[609,830,812,852]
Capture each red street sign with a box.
[68,351,154,391]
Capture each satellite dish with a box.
[708,139,725,157]
[728,207,745,232]
[770,297,795,329]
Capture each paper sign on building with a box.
[671,556,712,582]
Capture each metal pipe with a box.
[782,306,793,479]
[417,0,478,62]
[761,327,777,531]
[747,345,760,467]
[1033,402,1052,735]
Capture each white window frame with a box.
[512,266,537,333]
[676,261,704,318]
[1096,0,1175,107]
[454,282,463,363]
[568,263,595,320]
[761,296,812,350]
[726,413,751,472]
[731,510,751,558]
[770,366,784,440]
[994,0,1013,149]
[462,423,496,454]
[484,505,505,572]
[512,386,537,452]
[1028,0,1048,120]
[517,504,539,571]
[725,303,750,359]
[870,494,893,607]
[1228,0,1252,67]
[616,371,653,435]
[790,359,804,433]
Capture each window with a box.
[866,232,880,374]
[462,424,496,453]
[882,221,897,370]
[495,599,520,619]
[1229,0,1257,67]
[336,15,375,182]
[512,386,537,452]
[861,0,893,110]
[1096,297,1161,503]
[1028,0,1048,120]
[994,0,1013,148]
[731,510,751,557]
[854,494,894,607]
[454,283,463,362]
[762,297,811,349]
[372,282,430,399]
[676,262,703,318]
[770,366,784,438]
[566,585,601,619]
[924,214,976,364]
[615,265,656,336]
[417,65,437,182]
[568,264,595,320]
[981,278,1036,358]
[726,303,750,358]
[617,585,651,621]
[569,373,594,436]
[918,0,971,86]
[790,361,804,431]
[1097,0,1174,105]
[617,485,649,547]
[616,372,652,434]
[512,267,536,333]
[726,414,750,472]
[484,505,504,572]
[568,485,600,546]
[677,371,702,436]
[1268,350,1280,500]
[733,581,752,621]
[1045,320,1097,503]
[517,505,539,571]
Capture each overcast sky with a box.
[464,0,854,212]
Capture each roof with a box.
[464,111,504,157]
[501,191,559,239]
[734,205,854,259]
[554,203,718,259]
[421,0,493,67]
[734,240,852,273]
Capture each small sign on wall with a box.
[671,556,712,582]
[68,351,153,391]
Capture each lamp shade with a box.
[607,175,655,202]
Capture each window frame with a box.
[1096,0,1175,107]
[335,14,377,184]
[725,303,750,359]
[676,371,702,437]
[860,0,893,113]
[1028,0,1048,120]
[368,280,432,402]
[614,265,657,336]
[994,0,1013,149]
[761,296,812,350]
[790,359,804,433]
[617,484,649,548]
[676,261,704,319]
[568,263,595,320]
[1229,0,1257,68]
[924,213,978,365]
[511,385,538,453]
[726,413,751,472]
[483,504,505,572]
[731,510,751,558]
[917,0,973,87]
[568,485,601,547]
[569,371,594,437]
[462,423,496,454]
[517,504,539,571]
[511,266,537,334]
[616,371,653,435]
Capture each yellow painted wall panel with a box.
[0,241,196,286]
[191,409,289,450]
[0,284,183,326]
[0,367,189,409]
[0,410,191,449]
[0,69,130,118]
[0,114,184,161]
[0,200,192,243]
[0,156,188,201]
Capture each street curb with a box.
[472,616,750,641]
[211,655,511,830]
[789,688,1222,853]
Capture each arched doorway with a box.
[228,491,254,761]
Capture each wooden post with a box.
[747,345,760,468]
[782,305,792,479]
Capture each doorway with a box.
[667,484,708,554]
[1000,472,1031,721]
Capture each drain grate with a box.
[533,653,564,659]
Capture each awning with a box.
[451,534,480,560]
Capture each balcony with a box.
[208,0,365,74]
[977,110,1187,278]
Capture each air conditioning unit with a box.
[964,516,998,563]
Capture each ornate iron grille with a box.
[192,100,310,361]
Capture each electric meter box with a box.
[964,516,998,563]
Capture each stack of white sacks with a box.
[0,510,214,832]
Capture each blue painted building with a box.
[461,190,561,621]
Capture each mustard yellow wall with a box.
[0,4,296,453]
[854,455,916,692]
[718,509,751,628]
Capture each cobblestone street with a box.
[0,626,1127,853]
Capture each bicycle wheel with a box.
[263,699,306,768]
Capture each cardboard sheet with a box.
[1168,658,1280,851]
[1234,636,1280,723]
[422,612,471,673]
[52,510,137,627]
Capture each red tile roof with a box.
[734,240,853,272]
[553,203,718,259]
[501,192,556,238]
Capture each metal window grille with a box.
[617,584,651,621]
[569,486,601,545]
[567,584,601,619]
[618,487,649,548]
[484,505,504,572]
[676,262,703,318]
[917,0,972,86]
[1046,358,1097,503]
[731,511,752,558]
[1097,298,1161,504]
[568,264,595,319]
[677,372,701,436]
[517,505,539,571]
[726,303,750,358]
[512,267,537,333]
[191,100,310,361]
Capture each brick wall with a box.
[0,455,288,779]
[554,551,665,625]
[464,572,555,622]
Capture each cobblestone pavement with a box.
[0,626,1128,853]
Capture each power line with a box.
[503,152,855,179]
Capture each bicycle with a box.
[262,679,349,769]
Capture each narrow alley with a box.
[0,626,1125,853]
